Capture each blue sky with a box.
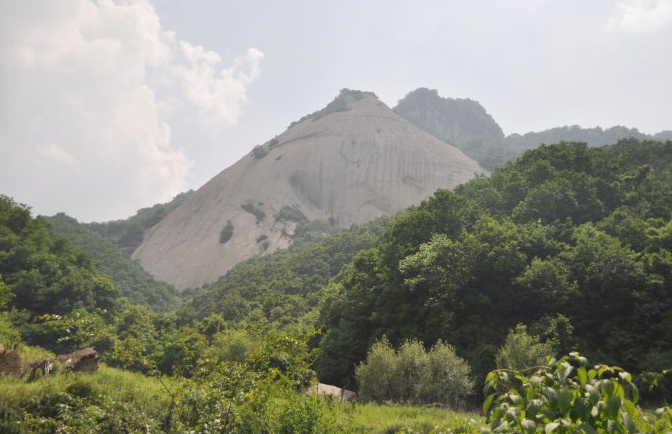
[1,0,671,221]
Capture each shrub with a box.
[274,394,338,434]
[252,145,268,159]
[483,352,672,434]
[356,338,473,406]
[219,220,234,244]
[205,329,258,363]
[242,202,265,223]
[355,338,397,402]
[495,323,554,371]
[421,340,475,408]
[276,206,307,223]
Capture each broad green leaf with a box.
[483,393,495,416]
[578,367,588,386]
[510,392,524,407]
[545,422,560,433]
[606,395,621,418]
[602,380,615,397]
[557,389,574,415]
[558,362,574,383]
[573,397,591,421]
[526,399,543,419]
[521,419,536,434]
[579,423,598,434]
[619,410,636,433]
[526,386,535,401]
[630,383,639,404]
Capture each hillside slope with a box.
[395,88,672,170]
[45,213,179,311]
[132,90,487,289]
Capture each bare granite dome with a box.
[132,90,487,289]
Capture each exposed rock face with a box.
[306,383,357,402]
[394,88,505,158]
[133,90,487,289]
[395,88,672,170]
[57,347,99,373]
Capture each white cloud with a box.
[38,143,78,165]
[0,0,263,221]
[167,43,265,127]
[609,0,672,32]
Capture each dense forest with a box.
[2,139,672,432]
[83,190,192,256]
[44,213,179,311]
[315,139,672,397]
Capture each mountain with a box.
[504,125,672,153]
[85,190,193,257]
[395,88,672,170]
[394,88,512,169]
[132,89,487,289]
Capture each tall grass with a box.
[1,360,482,433]
[335,402,482,434]
[0,363,171,427]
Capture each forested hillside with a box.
[314,139,672,398]
[85,190,192,256]
[45,213,179,311]
[0,196,120,350]
[187,218,388,324]
[504,125,672,155]
[2,140,672,432]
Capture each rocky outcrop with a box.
[0,343,23,377]
[133,89,487,289]
[395,88,672,170]
[394,88,505,160]
[306,382,357,402]
[57,347,99,373]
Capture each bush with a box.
[274,394,338,434]
[242,202,265,223]
[219,220,234,244]
[495,323,554,371]
[276,206,307,223]
[205,329,258,363]
[356,338,473,406]
[355,338,397,402]
[483,352,672,434]
[252,145,268,159]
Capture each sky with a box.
[1,0,671,222]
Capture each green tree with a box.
[356,338,473,406]
[495,324,555,371]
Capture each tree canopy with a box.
[315,139,672,399]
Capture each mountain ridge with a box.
[394,87,672,169]
[132,89,487,289]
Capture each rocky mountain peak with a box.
[132,89,487,290]
[394,88,505,152]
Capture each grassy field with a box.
[334,402,482,434]
[0,361,482,433]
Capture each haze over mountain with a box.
[132,90,486,289]
[395,88,672,170]
[394,88,506,164]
